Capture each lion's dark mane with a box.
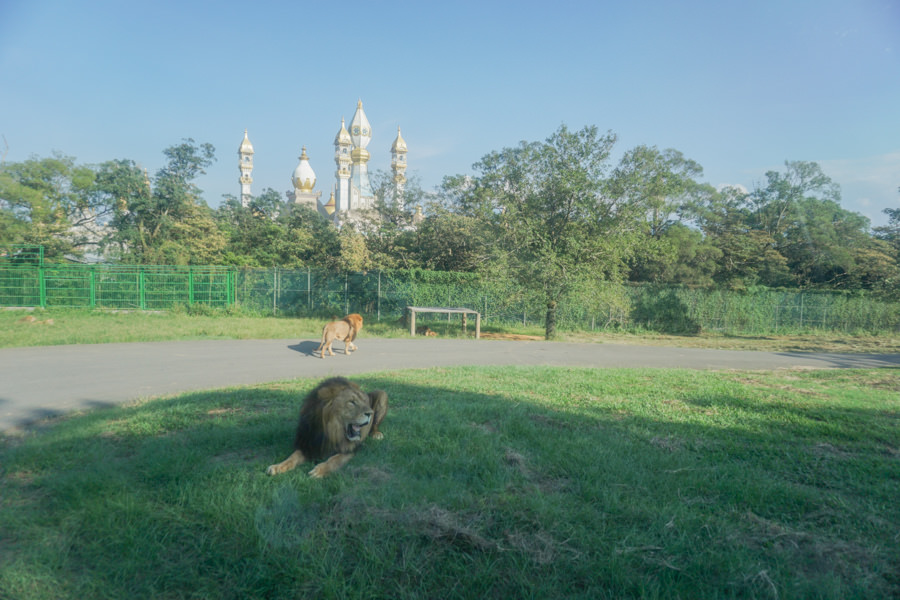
[292,376,353,459]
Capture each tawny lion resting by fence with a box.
[265,377,388,478]
[315,313,363,358]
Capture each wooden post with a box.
[475,312,480,339]
[409,308,416,337]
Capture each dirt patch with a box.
[479,332,544,341]
[560,331,900,354]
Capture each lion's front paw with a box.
[308,464,327,478]
[370,431,384,440]
[265,464,279,475]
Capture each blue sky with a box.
[2,0,898,226]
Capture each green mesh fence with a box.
[0,262,234,310]
[1,248,898,333]
[0,245,44,306]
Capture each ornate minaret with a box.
[238,129,254,207]
[290,147,321,210]
[391,126,408,207]
[348,99,374,211]
[333,118,352,214]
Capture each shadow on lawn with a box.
[0,396,122,436]
[2,371,898,599]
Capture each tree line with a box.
[2,128,898,335]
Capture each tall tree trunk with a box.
[545,300,557,340]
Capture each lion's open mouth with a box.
[346,415,371,441]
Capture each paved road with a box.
[2,338,898,431]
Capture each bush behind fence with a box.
[1,264,898,334]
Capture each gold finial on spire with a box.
[392,126,407,152]
[324,191,336,215]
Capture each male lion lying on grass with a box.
[315,313,363,358]
[265,377,388,478]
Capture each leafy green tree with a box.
[273,201,341,269]
[866,192,900,296]
[355,171,425,269]
[628,223,721,285]
[686,185,792,288]
[153,200,225,265]
[873,191,900,257]
[749,161,840,241]
[410,205,490,272]
[338,228,371,272]
[216,191,342,268]
[217,190,291,266]
[99,139,223,264]
[839,238,899,293]
[782,196,879,287]
[443,125,641,339]
[749,161,891,288]
[608,145,703,238]
[92,159,151,259]
[0,153,106,260]
[609,146,713,285]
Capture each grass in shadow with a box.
[1,367,898,599]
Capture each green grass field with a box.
[3,307,900,354]
[2,367,898,599]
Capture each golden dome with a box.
[238,129,254,154]
[334,118,351,145]
[391,126,407,152]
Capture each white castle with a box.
[238,100,407,225]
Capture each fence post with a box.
[344,272,349,315]
[799,293,804,329]
[188,267,194,306]
[273,268,278,315]
[39,265,46,308]
[307,268,312,312]
[90,267,96,308]
[377,271,381,321]
[139,268,146,310]
[227,269,235,307]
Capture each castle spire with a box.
[333,117,352,214]
[347,100,374,211]
[391,126,408,207]
[238,129,254,207]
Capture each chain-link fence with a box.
[2,247,898,334]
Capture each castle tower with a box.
[333,117,352,214]
[391,126,408,207]
[347,99,374,211]
[238,129,254,207]
[290,147,322,209]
